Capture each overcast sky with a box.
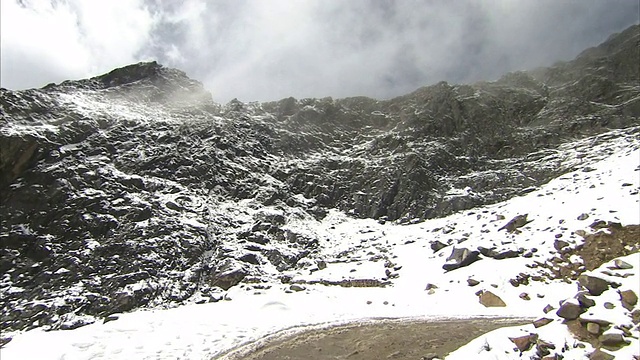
[1,0,638,103]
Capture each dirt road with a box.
[217,317,530,360]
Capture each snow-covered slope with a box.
[2,126,638,360]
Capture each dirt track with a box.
[217,317,530,360]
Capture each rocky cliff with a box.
[0,25,638,335]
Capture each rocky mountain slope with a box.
[0,24,638,339]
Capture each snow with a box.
[2,136,639,359]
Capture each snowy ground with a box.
[2,140,639,359]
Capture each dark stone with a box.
[556,301,584,320]
[578,275,610,296]
[442,247,480,271]
[430,240,447,252]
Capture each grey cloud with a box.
[1,0,638,103]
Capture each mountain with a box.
[0,24,638,341]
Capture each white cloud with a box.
[1,0,638,102]
[1,0,155,89]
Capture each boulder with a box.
[556,300,584,320]
[619,289,638,310]
[612,259,633,270]
[533,317,553,328]
[430,240,447,252]
[589,349,615,360]
[467,278,480,287]
[442,247,480,271]
[509,333,537,352]
[479,290,506,307]
[289,284,306,292]
[578,275,610,296]
[576,291,596,308]
[478,246,521,260]
[586,322,600,334]
[599,333,629,347]
[498,214,531,233]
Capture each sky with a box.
[1,0,638,103]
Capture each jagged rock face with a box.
[1,26,639,333]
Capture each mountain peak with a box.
[95,61,165,87]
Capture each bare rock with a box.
[587,322,601,334]
[578,274,610,296]
[599,333,630,347]
[533,317,553,328]
[479,290,506,307]
[498,214,531,233]
[589,349,615,360]
[467,278,480,286]
[430,240,447,252]
[442,247,480,271]
[576,291,596,308]
[509,333,537,352]
[553,239,569,251]
[289,284,306,292]
[612,259,633,270]
[556,300,584,320]
[619,289,638,310]
[577,213,590,221]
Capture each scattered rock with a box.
[442,247,480,271]
[509,333,537,352]
[587,322,601,334]
[603,302,615,309]
[577,213,590,221]
[576,291,596,308]
[430,240,447,252]
[599,333,629,347]
[612,259,634,270]
[543,304,554,314]
[478,246,521,260]
[554,240,569,251]
[316,260,327,270]
[589,349,615,360]
[467,279,480,287]
[478,290,506,307]
[620,289,638,310]
[425,283,438,291]
[519,293,531,301]
[578,274,610,296]
[533,318,553,328]
[498,214,531,233]
[556,300,584,320]
[289,284,306,292]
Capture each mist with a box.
[2,0,638,103]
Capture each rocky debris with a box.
[556,299,585,320]
[478,246,522,260]
[579,274,610,296]
[289,284,306,292]
[619,289,638,310]
[587,322,601,335]
[430,240,447,252]
[589,349,616,360]
[578,213,590,221]
[509,333,537,352]
[498,214,531,233]
[442,247,480,271]
[478,290,506,307]
[576,291,597,308]
[611,259,633,270]
[599,332,630,347]
[467,278,480,287]
[533,318,553,328]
